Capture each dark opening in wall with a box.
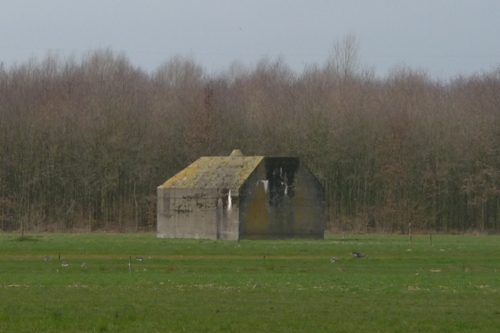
[265,158,299,206]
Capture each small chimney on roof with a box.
[230,149,243,157]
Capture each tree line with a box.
[1,42,499,233]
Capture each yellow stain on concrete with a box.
[245,181,269,234]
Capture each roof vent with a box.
[230,149,243,157]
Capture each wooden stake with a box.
[88,209,92,233]
[408,223,412,244]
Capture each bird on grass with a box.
[351,252,367,258]
[81,263,88,268]
[61,262,70,267]
[44,255,52,261]
[330,257,339,263]
[136,257,144,261]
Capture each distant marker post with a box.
[409,223,412,244]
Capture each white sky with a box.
[2,0,499,79]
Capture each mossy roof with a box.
[158,155,264,190]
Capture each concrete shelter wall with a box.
[239,158,324,239]
[157,187,239,240]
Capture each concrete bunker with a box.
[157,150,324,240]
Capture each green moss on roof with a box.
[159,155,264,190]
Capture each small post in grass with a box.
[129,256,132,275]
[88,209,92,233]
[408,223,412,244]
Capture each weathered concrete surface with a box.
[157,151,324,240]
[157,151,262,240]
[239,158,324,239]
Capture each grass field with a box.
[1,233,500,332]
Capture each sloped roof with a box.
[158,151,264,190]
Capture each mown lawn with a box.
[1,233,499,332]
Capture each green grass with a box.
[1,233,500,332]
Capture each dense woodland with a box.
[1,40,500,233]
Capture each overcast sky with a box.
[2,1,499,79]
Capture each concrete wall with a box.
[157,187,239,240]
[239,158,324,239]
